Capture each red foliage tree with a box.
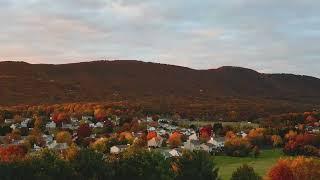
[200,125,212,138]
[147,131,157,140]
[77,123,92,139]
[268,159,294,180]
[53,112,69,126]
[0,145,27,162]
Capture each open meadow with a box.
[214,149,284,180]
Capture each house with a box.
[96,122,104,128]
[148,126,156,132]
[10,124,19,130]
[20,118,31,128]
[33,144,41,151]
[110,145,129,154]
[62,123,73,129]
[200,143,214,153]
[236,131,247,138]
[146,116,153,122]
[148,137,163,148]
[82,116,93,121]
[188,133,198,141]
[184,140,201,151]
[169,148,183,157]
[70,117,78,123]
[48,140,69,151]
[46,121,56,129]
[4,119,14,124]
[208,137,225,147]
[42,134,54,145]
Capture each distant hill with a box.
[0,60,319,117]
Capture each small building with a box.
[110,145,129,154]
[95,122,104,128]
[62,123,73,129]
[169,148,183,157]
[200,143,214,153]
[208,137,225,147]
[48,140,69,151]
[147,137,163,148]
[82,116,93,121]
[188,133,198,141]
[46,121,56,129]
[4,119,14,124]
[184,140,201,151]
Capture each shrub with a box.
[267,156,320,180]
[231,164,261,180]
[225,137,252,157]
[174,150,219,180]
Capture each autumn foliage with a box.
[147,131,157,141]
[283,133,320,156]
[268,156,320,180]
[0,145,27,162]
[77,123,92,139]
[168,131,182,148]
[224,137,252,157]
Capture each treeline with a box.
[0,148,218,180]
[1,98,315,122]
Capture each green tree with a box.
[115,150,174,180]
[174,150,219,180]
[231,164,261,180]
[71,149,112,180]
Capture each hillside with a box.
[0,60,319,118]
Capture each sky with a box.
[0,0,319,77]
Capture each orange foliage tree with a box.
[268,156,320,180]
[56,131,72,145]
[224,137,252,157]
[168,131,182,148]
[147,131,157,141]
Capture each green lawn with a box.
[213,149,284,180]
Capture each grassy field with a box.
[213,149,284,180]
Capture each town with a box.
[0,103,320,179]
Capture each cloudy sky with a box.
[0,0,319,77]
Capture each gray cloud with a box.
[0,0,319,77]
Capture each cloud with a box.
[0,0,319,77]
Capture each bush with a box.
[174,150,219,180]
[231,164,261,180]
[225,137,252,157]
[115,150,174,180]
[268,156,320,180]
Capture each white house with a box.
[70,117,79,123]
[82,116,93,121]
[208,137,225,147]
[62,123,73,129]
[188,133,198,141]
[146,116,153,122]
[148,126,156,132]
[46,121,56,129]
[42,134,54,145]
[200,143,214,153]
[95,122,104,128]
[10,124,18,130]
[48,140,68,151]
[110,145,129,154]
[4,119,14,124]
[147,137,163,148]
[169,148,183,157]
[184,140,201,151]
[21,118,31,128]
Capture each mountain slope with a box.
[0,60,319,107]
